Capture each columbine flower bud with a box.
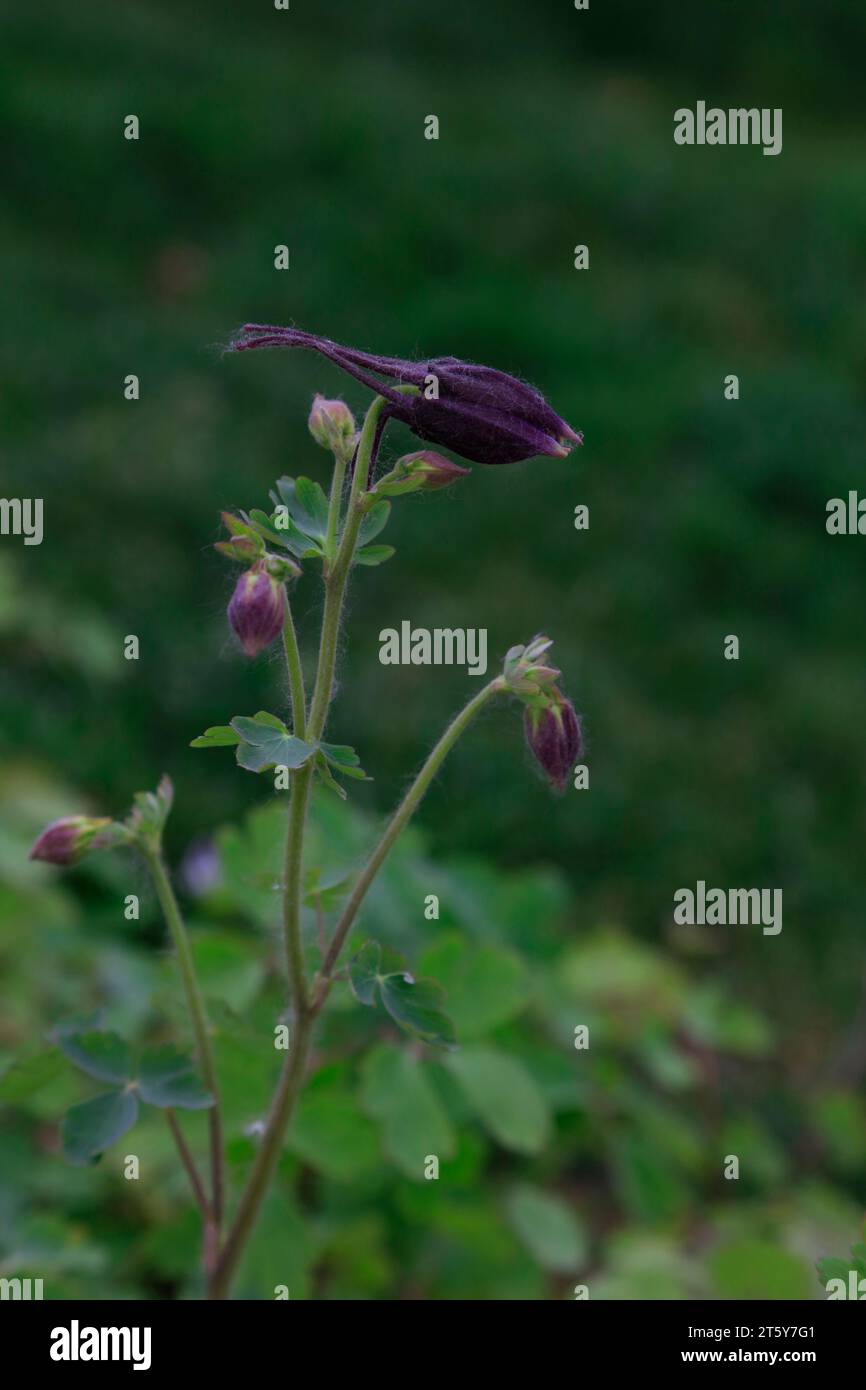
[29,816,113,867]
[308,394,356,457]
[229,326,581,467]
[371,450,471,500]
[228,563,286,657]
[398,451,471,491]
[524,693,582,795]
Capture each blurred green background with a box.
[2,0,866,1298]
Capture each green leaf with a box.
[320,741,369,781]
[379,973,457,1049]
[246,508,285,546]
[0,1049,65,1101]
[357,500,391,546]
[303,867,351,910]
[349,941,381,1006]
[447,1047,550,1153]
[505,1184,587,1272]
[293,476,330,537]
[137,1046,214,1110]
[314,752,347,798]
[230,714,318,774]
[817,1256,856,1288]
[237,1189,316,1299]
[190,725,241,749]
[418,937,530,1038]
[355,545,395,567]
[62,1089,139,1165]
[271,510,323,559]
[55,1030,133,1085]
[360,1045,455,1180]
[290,1067,380,1182]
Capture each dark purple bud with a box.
[227,325,581,467]
[29,816,113,866]
[524,694,582,795]
[228,563,286,657]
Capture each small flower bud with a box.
[228,563,286,657]
[29,816,113,867]
[308,394,356,456]
[524,693,582,794]
[397,451,471,491]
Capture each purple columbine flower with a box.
[228,562,286,658]
[524,693,582,795]
[29,816,113,866]
[228,325,582,467]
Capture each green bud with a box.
[308,394,357,457]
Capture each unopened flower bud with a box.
[398,451,471,491]
[524,693,582,794]
[228,563,286,657]
[308,394,356,456]
[29,816,113,867]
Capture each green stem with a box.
[324,447,349,566]
[281,767,312,1016]
[319,677,504,984]
[165,1109,210,1219]
[208,397,389,1300]
[281,602,306,740]
[206,1011,314,1300]
[280,600,311,1009]
[142,846,224,1229]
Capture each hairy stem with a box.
[281,602,310,1007]
[319,677,504,984]
[142,847,224,1229]
[281,602,306,740]
[208,396,389,1300]
[324,447,349,565]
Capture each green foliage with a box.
[229,714,317,774]
[51,1022,213,1163]
[62,1090,139,1166]
[350,940,456,1048]
[816,1222,866,1294]
[1,780,864,1294]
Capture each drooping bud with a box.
[229,326,581,467]
[308,394,356,458]
[524,692,582,794]
[228,563,286,657]
[29,816,114,867]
